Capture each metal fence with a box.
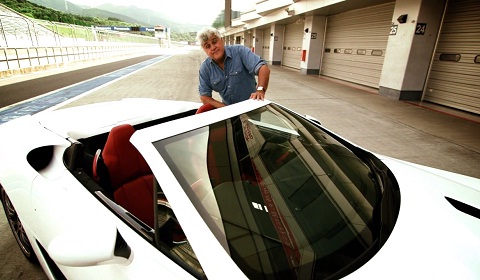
[0,4,160,76]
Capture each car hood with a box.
[346,156,480,279]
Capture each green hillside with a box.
[0,0,213,41]
[0,0,132,27]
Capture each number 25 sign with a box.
[390,25,398,35]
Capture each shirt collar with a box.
[224,46,232,59]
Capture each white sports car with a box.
[1,98,479,279]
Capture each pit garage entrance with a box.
[321,2,395,88]
[424,0,480,114]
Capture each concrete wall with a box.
[301,15,326,75]
[378,0,447,100]
[270,24,285,65]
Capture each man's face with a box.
[202,35,225,63]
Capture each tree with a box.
[212,9,241,28]
[212,10,225,28]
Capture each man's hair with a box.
[196,27,222,47]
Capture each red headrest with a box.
[102,124,152,190]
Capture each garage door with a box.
[424,0,480,114]
[282,23,304,69]
[262,28,270,61]
[322,2,394,88]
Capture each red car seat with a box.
[101,124,154,228]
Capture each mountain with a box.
[27,0,209,32]
[95,3,208,32]
[81,7,150,26]
[29,0,83,13]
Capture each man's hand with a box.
[250,90,265,101]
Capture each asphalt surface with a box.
[1,45,480,279]
[0,55,160,108]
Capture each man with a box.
[197,27,270,108]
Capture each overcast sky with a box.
[67,0,255,25]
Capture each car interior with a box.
[61,107,207,278]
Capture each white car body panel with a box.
[344,157,480,279]
[0,115,71,224]
[37,98,201,139]
[1,98,479,279]
[0,99,201,279]
[131,99,480,279]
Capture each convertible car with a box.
[1,98,479,279]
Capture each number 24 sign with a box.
[415,23,427,35]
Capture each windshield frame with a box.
[136,103,399,279]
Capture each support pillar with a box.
[378,0,447,100]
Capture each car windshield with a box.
[154,104,389,279]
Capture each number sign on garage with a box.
[415,23,427,35]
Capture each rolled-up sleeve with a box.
[254,60,267,75]
[239,46,267,75]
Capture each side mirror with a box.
[48,223,131,267]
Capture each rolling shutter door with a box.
[424,0,480,114]
[262,28,270,61]
[282,23,304,69]
[322,3,394,88]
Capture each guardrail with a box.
[0,43,158,77]
[1,5,163,77]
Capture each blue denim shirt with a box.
[199,45,267,105]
